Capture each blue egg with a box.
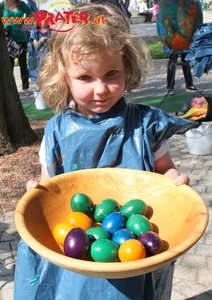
[112,229,136,246]
[101,212,127,235]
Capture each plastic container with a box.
[185,122,212,155]
[34,91,49,110]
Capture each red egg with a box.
[137,231,163,255]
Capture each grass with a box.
[23,91,209,121]
[146,41,169,60]
[14,58,19,67]
[131,94,191,113]
[132,92,212,113]
[22,102,55,120]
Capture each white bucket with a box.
[34,91,49,110]
[186,122,212,155]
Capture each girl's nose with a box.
[94,80,108,95]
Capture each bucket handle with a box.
[190,123,211,136]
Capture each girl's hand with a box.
[41,36,48,43]
[26,179,39,191]
[173,175,190,186]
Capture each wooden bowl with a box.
[15,168,208,278]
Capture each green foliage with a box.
[146,41,169,60]
[14,59,19,67]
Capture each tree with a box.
[0,16,38,156]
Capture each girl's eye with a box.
[79,75,90,81]
[106,70,117,76]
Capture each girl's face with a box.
[66,50,126,118]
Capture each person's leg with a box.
[138,12,150,23]
[147,12,153,22]
[18,42,29,91]
[9,56,15,70]
[181,53,193,88]
[167,53,178,91]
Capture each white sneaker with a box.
[167,89,174,95]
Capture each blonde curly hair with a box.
[38,3,150,111]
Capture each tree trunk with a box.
[0,14,38,156]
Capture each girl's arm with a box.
[34,36,48,50]
[155,151,190,185]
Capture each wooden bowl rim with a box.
[15,168,209,278]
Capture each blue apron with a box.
[14,98,194,300]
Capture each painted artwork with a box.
[157,0,203,50]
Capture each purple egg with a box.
[64,227,89,259]
[137,231,163,255]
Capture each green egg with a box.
[86,227,111,241]
[120,199,147,218]
[126,214,152,236]
[94,199,120,222]
[70,193,95,217]
[90,239,119,262]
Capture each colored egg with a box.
[137,231,163,255]
[86,227,111,242]
[70,193,95,217]
[64,227,89,259]
[65,212,93,231]
[90,239,119,262]
[126,214,152,236]
[120,199,147,218]
[94,199,120,222]
[52,222,75,245]
[101,212,127,235]
[112,228,136,246]
[118,239,146,262]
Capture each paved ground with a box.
[0,12,212,300]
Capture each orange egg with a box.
[65,212,93,231]
[52,222,75,245]
[118,239,146,262]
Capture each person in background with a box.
[1,0,34,96]
[28,14,51,83]
[26,0,38,12]
[14,4,193,300]
[128,0,138,11]
[138,0,153,22]
[164,46,201,95]
[26,0,38,41]
[153,0,159,16]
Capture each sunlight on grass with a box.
[146,41,169,60]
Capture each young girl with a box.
[14,3,193,300]
[28,14,52,82]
